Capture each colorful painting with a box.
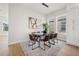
[28,17,37,29]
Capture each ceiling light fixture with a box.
[42,3,49,8]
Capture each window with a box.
[49,21,55,33]
[58,17,66,33]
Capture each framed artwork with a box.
[28,17,37,29]
[3,23,8,31]
[0,19,8,32]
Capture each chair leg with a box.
[54,40,55,45]
[43,41,51,51]
[28,41,36,46]
[44,41,51,48]
[50,39,55,45]
[56,38,58,43]
[55,38,58,43]
[28,41,32,46]
[32,41,43,50]
[48,40,51,47]
[32,42,34,50]
[31,41,36,50]
[44,42,45,50]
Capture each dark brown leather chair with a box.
[49,34,55,45]
[29,34,38,50]
[41,34,51,50]
[53,33,58,43]
[49,34,54,39]
[53,33,57,38]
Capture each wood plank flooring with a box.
[58,44,79,56]
[9,43,79,56]
[9,43,26,56]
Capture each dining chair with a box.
[41,34,51,50]
[29,34,38,50]
[53,33,58,43]
[49,34,55,45]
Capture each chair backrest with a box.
[29,34,37,41]
[49,34,53,39]
[53,33,57,38]
[29,34,34,41]
[43,34,49,41]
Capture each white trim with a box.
[67,41,79,47]
[56,13,67,33]
[8,40,28,45]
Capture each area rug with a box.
[20,40,66,56]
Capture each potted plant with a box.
[43,20,48,35]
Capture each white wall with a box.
[0,3,8,56]
[66,4,79,47]
[47,8,67,32]
[8,3,79,47]
[46,4,79,47]
[0,3,8,34]
[9,4,45,44]
[46,8,67,41]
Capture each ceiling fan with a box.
[42,3,49,8]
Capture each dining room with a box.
[6,3,79,56]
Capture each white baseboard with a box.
[8,40,28,45]
[67,41,79,47]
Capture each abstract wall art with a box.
[28,17,37,29]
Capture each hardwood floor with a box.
[58,44,79,56]
[9,43,26,56]
[9,42,79,56]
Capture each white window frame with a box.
[56,14,67,33]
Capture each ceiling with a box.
[20,3,67,15]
